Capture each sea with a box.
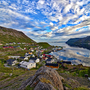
[49,43,90,66]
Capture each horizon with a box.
[0,0,90,43]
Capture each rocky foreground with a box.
[19,66,64,90]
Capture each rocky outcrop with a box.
[19,66,64,90]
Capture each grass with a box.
[25,85,34,90]
[0,60,28,81]
[0,27,35,44]
[74,86,89,90]
[37,42,51,48]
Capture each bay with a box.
[49,43,90,66]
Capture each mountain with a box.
[66,36,90,49]
[0,26,35,44]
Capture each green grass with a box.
[37,42,51,48]
[0,26,36,44]
[74,86,89,90]
[0,60,28,81]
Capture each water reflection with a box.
[49,43,90,66]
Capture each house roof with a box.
[7,59,16,65]
[46,58,52,61]
[20,61,35,66]
[45,63,58,67]
[29,60,35,63]
[20,57,25,59]
[30,57,37,60]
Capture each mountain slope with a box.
[0,26,35,44]
[66,36,90,49]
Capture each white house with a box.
[8,56,20,59]
[46,58,55,63]
[20,61,36,69]
[29,57,40,63]
[7,59,18,66]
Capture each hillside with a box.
[37,42,51,48]
[0,26,35,44]
[66,36,90,49]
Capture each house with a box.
[20,61,36,69]
[0,43,3,45]
[88,77,90,81]
[25,53,31,57]
[42,54,53,58]
[19,56,28,60]
[46,58,55,63]
[7,59,17,66]
[8,56,20,59]
[28,52,32,55]
[42,57,48,60]
[29,57,40,63]
[45,63,59,70]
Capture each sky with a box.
[0,0,90,43]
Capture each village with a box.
[0,42,66,70]
[1,42,90,82]
[0,42,90,90]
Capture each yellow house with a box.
[29,52,32,55]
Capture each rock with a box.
[19,66,64,90]
[34,82,56,90]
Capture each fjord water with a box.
[49,43,90,66]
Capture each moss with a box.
[63,83,72,89]
[74,86,89,90]
[40,78,52,84]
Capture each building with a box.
[7,59,17,66]
[29,57,40,63]
[20,61,36,69]
[19,56,28,60]
[8,56,20,59]
[45,63,59,69]
[46,58,54,63]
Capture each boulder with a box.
[19,66,64,90]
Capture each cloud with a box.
[64,3,73,13]
[40,21,46,24]
[50,26,58,31]
[38,0,45,4]
[0,0,90,43]
[0,8,31,20]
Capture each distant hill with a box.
[37,42,51,48]
[0,26,36,44]
[66,36,90,50]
